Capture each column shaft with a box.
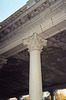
[29,50,42,100]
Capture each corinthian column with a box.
[23,33,47,100]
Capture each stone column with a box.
[23,33,47,100]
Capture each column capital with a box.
[23,33,47,51]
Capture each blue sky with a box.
[0,0,28,22]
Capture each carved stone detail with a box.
[0,0,64,41]
[1,0,57,29]
[27,0,36,8]
[23,33,47,51]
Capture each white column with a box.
[29,50,42,100]
[23,33,47,100]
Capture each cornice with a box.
[0,0,59,40]
[0,5,27,28]
[0,0,41,29]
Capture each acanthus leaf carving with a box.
[23,33,47,51]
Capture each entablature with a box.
[0,0,63,38]
[0,0,66,55]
